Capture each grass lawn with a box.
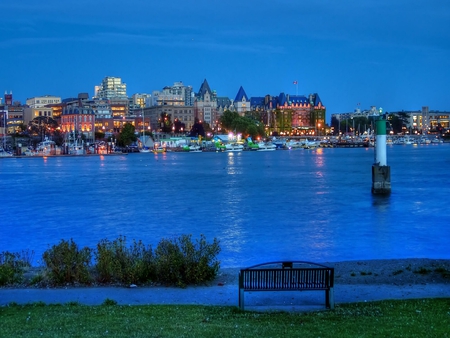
[1,298,449,337]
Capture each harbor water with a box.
[1,144,449,267]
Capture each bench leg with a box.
[326,287,335,309]
[239,288,245,310]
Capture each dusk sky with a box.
[1,0,449,121]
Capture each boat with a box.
[183,144,202,152]
[139,146,151,153]
[67,143,84,155]
[0,147,13,157]
[256,142,276,151]
[214,141,226,152]
[225,143,244,152]
[36,137,57,155]
[285,140,301,149]
[419,137,431,145]
[153,146,166,154]
[301,139,319,149]
[138,109,152,153]
[430,137,442,144]
[271,137,285,149]
[246,137,260,151]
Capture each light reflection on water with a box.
[1,144,449,267]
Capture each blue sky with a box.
[1,0,449,121]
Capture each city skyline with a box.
[1,1,449,115]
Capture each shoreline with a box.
[214,258,450,287]
[4,258,449,290]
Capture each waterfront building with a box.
[141,105,195,133]
[23,106,54,124]
[6,106,24,134]
[0,92,24,134]
[60,103,95,143]
[335,106,450,135]
[250,92,326,136]
[194,79,219,128]
[388,107,449,134]
[233,86,251,115]
[95,76,127,100]
[109,98,129,118]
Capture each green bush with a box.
[42,239,92,285]
[5,235,220,287]
[155,234,220,287]
[0,250,33,286]
[95,236,155,284]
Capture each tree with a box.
[118,123,137,146]
[219,110,266,138]
[173,118,185,133]
[14,123,27,135]
[52,129,65,146]
[158,112,172,133]
[189,117,205,137]
[246,124,258,140]
[387,113,408,134]
[28,116,58,141]
[220,110,240,130]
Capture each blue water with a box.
[1,144,449,267]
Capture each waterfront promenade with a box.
[1,259,449,312]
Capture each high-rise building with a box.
[95,77,127,99]
[152,81,194,106]
[132,93,152,108]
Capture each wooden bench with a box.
[238,261,334,310]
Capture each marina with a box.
[0,144,449,268]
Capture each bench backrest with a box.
[239,261,334,291]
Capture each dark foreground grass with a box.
[1,298,449,337]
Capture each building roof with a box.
[250,97,265,107]
[234,86,249,102]
[197,79,212,98]
[310,93,323,107]
[217,96,232,108]
[249,92,325,110]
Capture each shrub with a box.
[413,267,432,275]
[102,298,118,306]
[0,250,33,286]
[154,234,220,287]
[42,239,92,285]
[95,236,155,285]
